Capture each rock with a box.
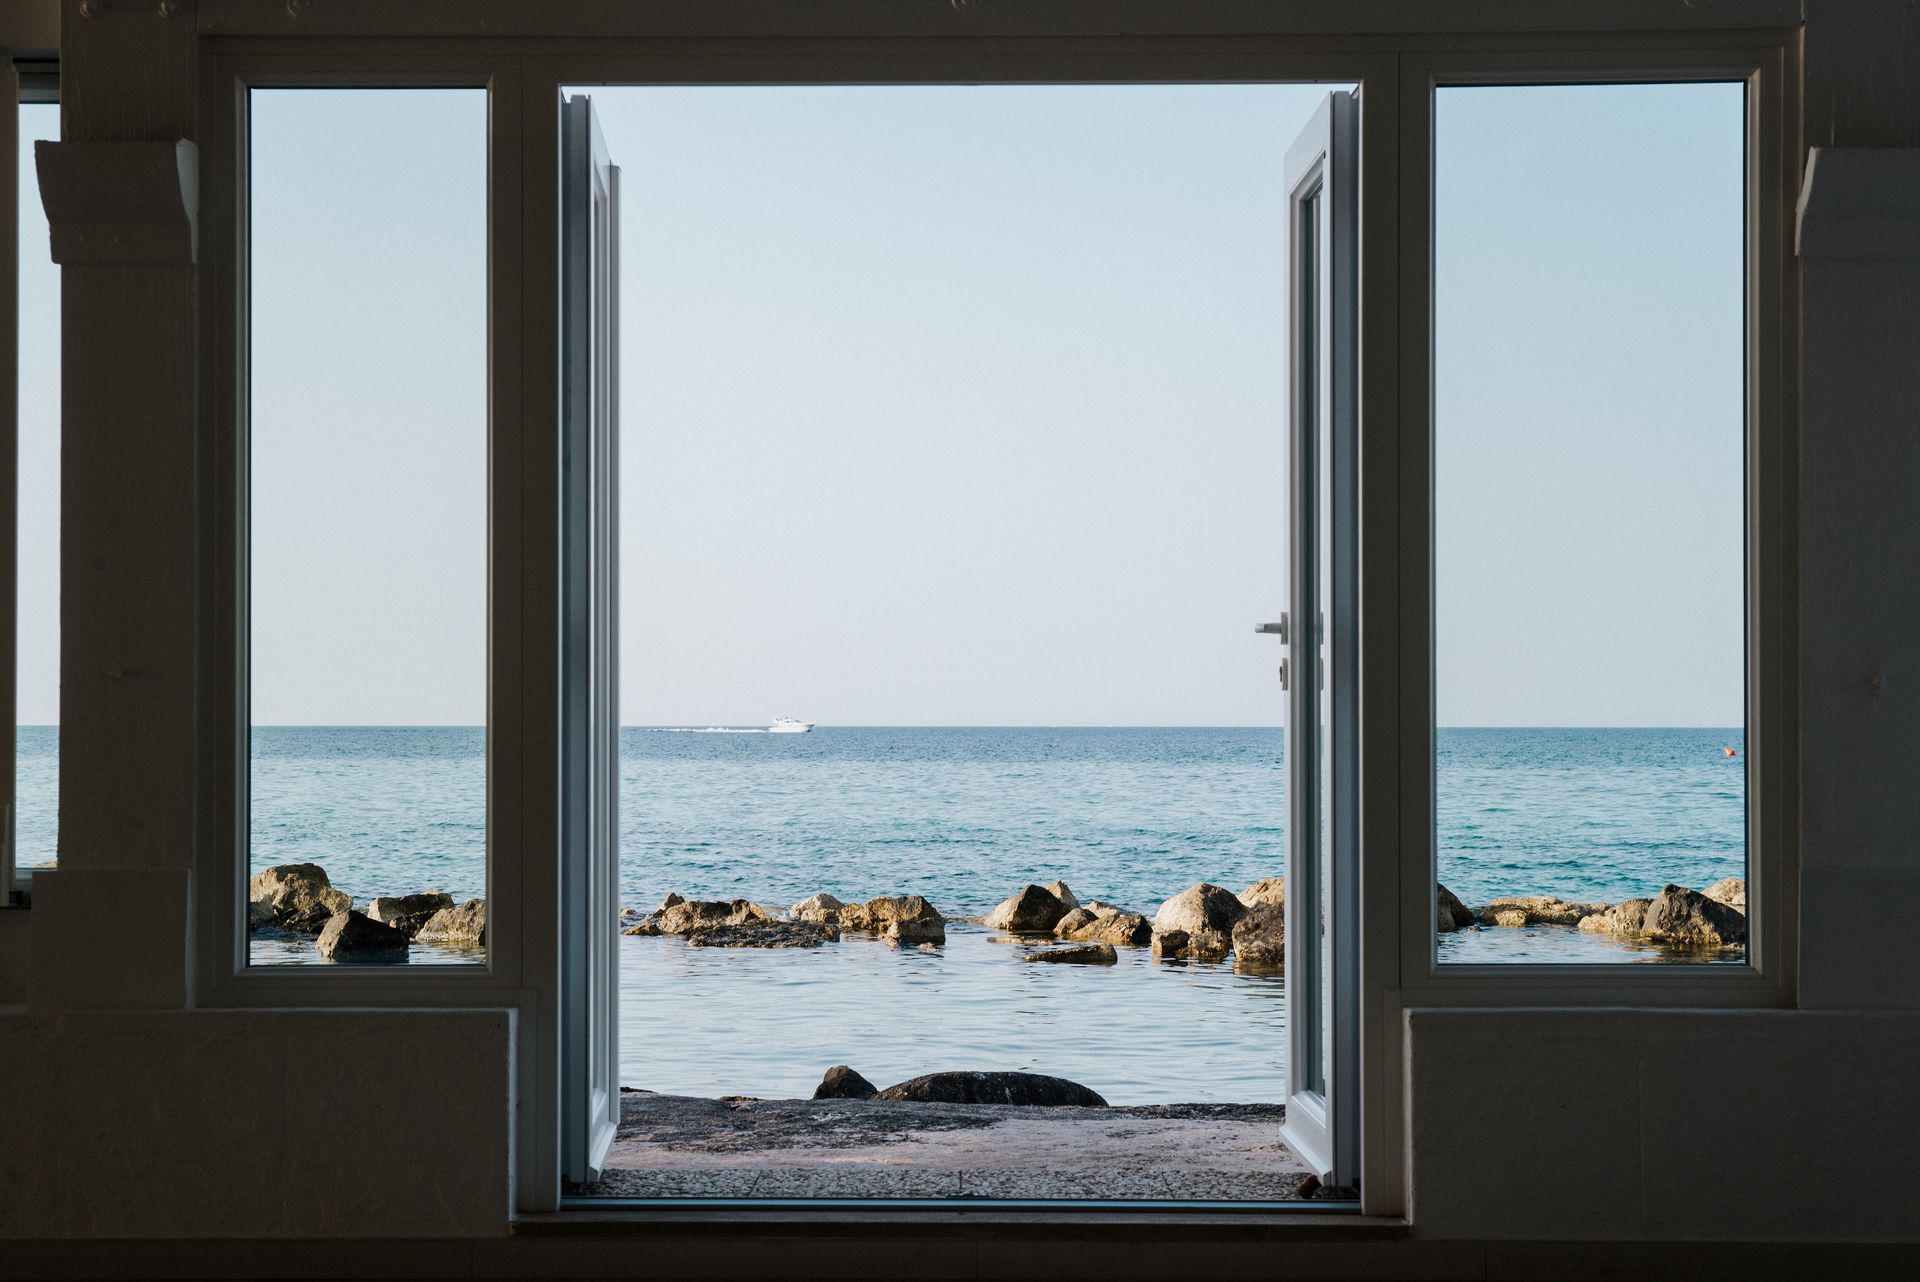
[1023,943,1117,965]
[1231,902,1286,972]
[1081,900,1128,918]
[686,920,838,948]
[658,899,769,935]
[316,910,409,963]
[415,898,487,948]
[790,892,848,923]
[365,892,454,939]
[1435,884,1475,932]
[981,884,1070,934]
[659,892,686,912]
[1152,883,1247,937]
[1238,877,1287,909]
[1642,884,1746,948]
[875,1071,1107,1107]
[1475,895,1609,927]
[622,919,663,936]
[1703,877,1747,912]
[1151,927,1231,961]
[248,863,353,933]
[1043,880,1079,911]
[1053,907,1098,937]
[1578,898,1652,935]
[1066,911,1152,947]
[812,1065,878,1100]
[864,895,945,944]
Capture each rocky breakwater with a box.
[1575,880,1747,950]
[622,891,947,947]
[246,863,484,962]
[814,1067,1109,1107]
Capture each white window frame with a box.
[178,3,1801,1223]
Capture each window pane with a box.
[246,90,487,965]
[15,100,58,873]
[1433,84,1748,965]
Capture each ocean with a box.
[14,724,1748,1101]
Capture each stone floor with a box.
[581,1090,1316,1201]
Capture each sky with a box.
[18,81,1746,728]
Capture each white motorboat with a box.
[767,717,813,733]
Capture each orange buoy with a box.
[1722,746,1737,757]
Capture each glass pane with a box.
[1433,84,1747,964]
[1296,184,1326,1093]
[246,89,487,965]
[15,99,58,873]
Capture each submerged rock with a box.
[1643,884,1746,948]
[1023,943,1117,965]
[981,884,1070,934]
[1231,902,1286,972]
[1238,877,1287,909]
[365,892,454,939]
[1476,895,1609,928]
[248,863,353,934]
[1435,884,1475,933]
[1152,883,1248,937]
[316,910,409,963]
[415,898,487,948]
[864,895,946,945]
[1064,911,1152,948]
[812,1065,878,1100]
[1578,898,1652,936]
[1703,877,1747,913]
[686,920,838,948]
[875,1071,1107,1107]
[621,918,663,936]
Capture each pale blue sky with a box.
[18,81,1746,728]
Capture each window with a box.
[1430,82,1749,966]
[244,89,489,965]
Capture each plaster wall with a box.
[0,1009,515,1238]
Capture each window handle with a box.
[1255,616,1289,642]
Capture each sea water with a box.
[13,725,1746,1101]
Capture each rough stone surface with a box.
[686,921,838,948]
[1475,895,1609,927]
[1642,884,1747,948]
[1704,877,1748,912]
[812,1065,878,1100]
[1043,881,1079,911]
[658,899,769,935]
[365,892,454,939]
[864,895,946,944]
[980,884,1070,934]
[1052,907,1098,937]
[1231,902,1286,972]
[1435,884,1475,932]
[1238,877,1287,909]
[1022,943,1117,965]
[1065,911,1152,947]
[1578,898,1652,935]
[1151,927,1232,962]
[875,1071,1108,1108]
[659,892,686,912]
[621,919,663,937]
[415,898,487,948]
[1152,883,1248,937]
[247,863,352,934]
[315,910,409,963]
[788,892,847,924]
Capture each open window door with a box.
[560,93,621,1187]
[1280,89,1360,1190]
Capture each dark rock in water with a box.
[658,899,769,935]
[248,863,352,934]
[316,910,409,963]
[1152,883,1247,937]
[366,891,454,939]
[1435,884,1475,932]
[659,892,686,912]
[1022,943,1117,965]
[812,1065,878,1100]
[876,1071,1107,1108]
[685,920,838,948]
[981,884,1070,933]
[1643,884,1746,948]
[1231,902,1286,972]
[416,898,487,948]
[1073,911,1152,947]
[864,895,946,944]
[1053,907,1098,937]
[622,919,663,936]
[1476,895,1608,928]
[1238,877,1286,909]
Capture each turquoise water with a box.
[14,725,1747,1100]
